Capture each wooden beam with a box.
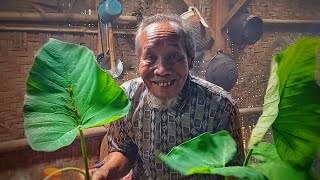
[0,25,136,34]
[239,107,262,115]
[221,0,250,30]
[263,19,320,25]
[0,126,107,153]
[0,106,263,154]
[96,0,103,55]
[0,12,138,24]
[213,0,228,50]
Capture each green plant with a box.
[24,38,131,180]
[249,38,320,169]
[160,38,320,179]
[248,142,311,180]
[160,131,266,179]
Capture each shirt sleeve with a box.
[107,118,138,164]
[214,96,245,166]
[227,103,245,166]
[106,79,139,165]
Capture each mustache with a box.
[150,76,175,82]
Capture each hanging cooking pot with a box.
[205,51,238,91]
[229,12,263,45]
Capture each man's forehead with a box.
[145,21,181,33]
[139,21,182,46]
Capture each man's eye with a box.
[169,52,178,59]
[146,54,157,62]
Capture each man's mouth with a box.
[153,80,175,87]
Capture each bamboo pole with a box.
[0,12,138,24]
[0,25,136,34]
[0,126,107,154]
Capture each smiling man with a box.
[138,20,193,110]
[88,14,244,180]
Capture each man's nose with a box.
[153,59,172,76]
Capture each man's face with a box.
[138,21,193,101]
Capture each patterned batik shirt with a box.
[107,75,244,180]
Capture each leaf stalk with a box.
[79,128,90,180]
[243,149,253,166]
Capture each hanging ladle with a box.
[97,0,123,78]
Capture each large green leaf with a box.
[249,142,311,180]
[249,38,320,169]
[160,131,265,180]
[24,38,131,152]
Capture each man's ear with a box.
[188,55,195,69]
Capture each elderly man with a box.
[89,13,244,180]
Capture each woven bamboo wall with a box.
[0,32,98,141]
[227,0,320,146]
[0,31,103,179]
[230,0,320,107]
[0,135,103,179]
[0,0,319,179]
[120,0,188,16]
[0,1,191,179]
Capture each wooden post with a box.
[213,0,228,52]
[96,0,103,54]
[108,23,116,74]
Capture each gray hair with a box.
[135,13,195,60]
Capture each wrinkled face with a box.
[138,21,193,101]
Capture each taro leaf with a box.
[160,131,265,180]
[24,38,131,152]
[249,38,320,169]
[249,142,311,180]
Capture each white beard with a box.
[146,91,178,110]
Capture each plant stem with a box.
[43,167,85,180]
[79,128,90,180]
[243,149,253,166]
